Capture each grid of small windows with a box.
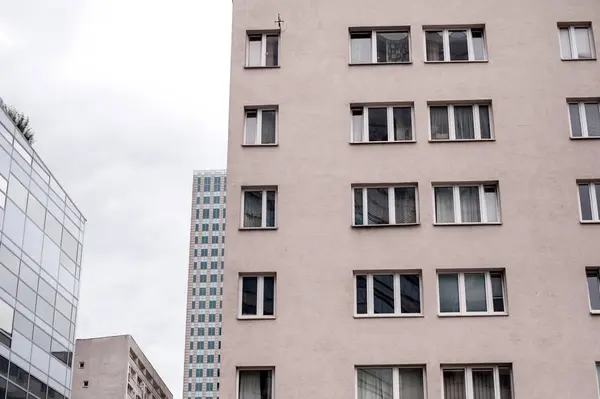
[185,171,226,399]
[0,105,86,399]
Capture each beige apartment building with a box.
[222,0,600,398]
[72,335,171,399]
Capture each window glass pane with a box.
[0,264,18,296]
[265,35,279,66]
[0,378,5,399]
[357,368,393,399]
[392,107,412,141]
[244,111,257,144]
[0,245,19,274]
[425,31,444,61]
[584,103,600,137]
[465,273,487,312]
[472,369,494,399]
[449,30,468,60]
[394,187,416,224]
[35,297,54,326]
[352,108,364,142]
[356,275,367,314]
[579,184,593,220]
[241,277,257,315]
[261,110,276,144]
[61,229,78,261]
[350,33,372,64]
[471,29,485,60]
[9,362,29,390]
[499,367,513,399]
[398,368,424,399]
[443,370,466,399]
[4,200,26,246]
[12,312,32,339]
[239,370,272,399]
[243,191,262,227]
[7,381,27,399]
[368,108,388,142]
[263,276,275,316]
[373,275,394,314]
[33,326,51,352]
[17,282,36,312]
[568,104,582,137]
[8,176,28,211]
[430,106,449,139]
[575,27,592,58]
[586,270,600,310]
[459,186,481,223]
[439,274,460,312]
[266,190,276,227]
[454,106,475,139]
[484,185,499,223]
[559,28,572,58]
[435,187,455,223]
[400,275,421,313]
[376,32,409,62]
[479,105,491,139]
[595,185,600,220]
[491,272,505,312]
[247,36,262,66]
[0,299,14,345]
[23,220,44,264]
[354,189,363,225]
[29,375,48,399]
[367,188,389,225]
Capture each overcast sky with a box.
[0,1,231,397]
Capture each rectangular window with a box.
[586,268,600,312]
[356,366,425,399]
[238,369,273,399]
[558,24,595,60]
[568,101,600,138]
[355,272,422,316]
[434,183,500,224]
[578,182,600,222]
[240,275,276,318]
[242,188,277,228]
[442,365,513,399]
[429,104,493,140]
[425,27,486,61]
[351,105,414,142]
[353,185,418,226]
[438,271,506,315]
[244,108,277,145]
[350,29,410,64]
[246,33,279,67]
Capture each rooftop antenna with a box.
[274,13,284,29]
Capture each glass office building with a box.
[0,105,85,399]
[183,170,225,399]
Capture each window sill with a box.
[237,316,276,320]
[561,58,597,62]
[570,136,600,140]
[424,60,489,64]
[438,312,508,318]
[429,139,495,143]
[242,143,279,147]
[434,222,502,226]
[352,223,420,228]
[349,140,416,145]
[244,65,281,69]
[239,227,278,231]
[354,314,424,319]
[580,220,600,224]
[349,61,412,67]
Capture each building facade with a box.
[72,335,171,399]
[0,105,85,399]
[222,1,600,399]
[183,170,226,399]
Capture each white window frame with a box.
[236,368,275,399]
[428,104,493,141]
[424,27,487,62]
[354,272,422,317]
[441,365,510,399]
[246,33,279,67]
[578,182,600,222]
[243,108,278,145]
[437,271,506,316]
[586,268,600,314]
[352,185,419,226]
[238,274,276,319]
[350,105,414,143]
[568,101,600,138]
[240,188,277,229]
[558,25,596,60]
[349,30,411,64]
[433,183,500,224]
[355,366,426,399]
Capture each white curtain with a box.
[585,103,600,136]
[393,107,412,141]
[240,371,262,399]
[459,187,481,223]
[357,369,393,399]
[472,370,495,399]
[575,28,592,58]
[351,36,371,63]
[367,188,389,225]
[430,107,449,139]
[443,370,466,399]
[559,28,572,58]
[352,110,364,142]
[435,187,454,223]
[484,187,499,222]
[394,187,416,224]
[247,39,262,66]
[454,106,475,139]
[426,31,444,61]
[399,369,424,399]
[245,112,257,144]
[243,191,262,227]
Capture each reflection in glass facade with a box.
[0,105,85,399]
[183,170,225,399]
